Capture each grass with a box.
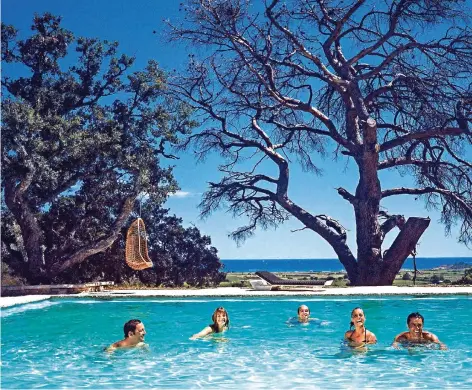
[99,268,469,290]
[220,269,468,288]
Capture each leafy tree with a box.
[457,267,472,285]
[168,0,472,285]
[430,274,441,284]
[140,204,226,287]
[53,205,226,287]
[1,14,195,282]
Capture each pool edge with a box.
[2,286,471,306]
[0,295,52,308]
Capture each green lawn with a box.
[220,269,468,287]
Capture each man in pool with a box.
[393,312,447,350]
[107,319,147,351]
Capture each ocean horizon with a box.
[220,257,472,273]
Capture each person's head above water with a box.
[406,312,425,336]
[123,319,146,342]
[407,312,424,326]
[297,305,310,322]
[211,307,229,330]
[350,307,365,329]
[392,311,446,350]
[106,319,146,351]
[191,307,230,339]
[344,307,377,345]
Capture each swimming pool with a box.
[1,296,471,389]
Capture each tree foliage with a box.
[457,267,472,285]
[47,205,226,287]
[168,0,472,285]
[1,14,197,282]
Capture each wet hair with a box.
[407,312,424,326]
[350,307,363,329]
[124,319,142,338]
[298,305,310,315]
[210,307,230,332]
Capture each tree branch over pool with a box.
[166,0,472,285]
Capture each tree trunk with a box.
[4,179,48,283]
[350,217,430,285]
[278,197,358,280]
[353,118,383,285]
[380,217,431,284]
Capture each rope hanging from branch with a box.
[412,247,418,286]
[125,217,153,271]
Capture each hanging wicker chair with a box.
[125,218,153,271]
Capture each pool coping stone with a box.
[1,295,52,308]
[2,286,472,307]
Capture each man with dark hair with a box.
[107,319,146,351]
[393,312,446,350]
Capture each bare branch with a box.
[379,127,467,153]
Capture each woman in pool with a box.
[286,305,328,326]
[191,307,230,339]
[344,307,377,348]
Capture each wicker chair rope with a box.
[125,218,153,270]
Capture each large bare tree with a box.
[168,0,472,285]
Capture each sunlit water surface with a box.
[1,296,471,389]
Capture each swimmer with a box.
[287,305,328,326]
[297,305,312,323]
[344,307,377,348]
[393,312,447,350]
[191,307,229,339]
[106,319,146,351]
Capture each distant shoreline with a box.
[220,258,472,273]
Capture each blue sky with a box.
[3,0,471,260]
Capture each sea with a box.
[220,257,472,273]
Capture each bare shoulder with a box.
[394,332,409,341]
[344,330,352,339]
[367,330,377,342]
[201,326,213,334]
[191,326,213,339]
[106,340,126,351]
[423,331,439,342]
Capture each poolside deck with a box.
[1,286,471,308]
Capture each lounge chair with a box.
[254,271,329,289]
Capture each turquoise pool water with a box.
[1,296,471,389]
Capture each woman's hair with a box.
[298,305,310,315]
[407,312,424,325]
[211,307,230,332]
[350,307,363,329]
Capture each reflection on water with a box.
[1,296,471,389]
[318,344,430,363]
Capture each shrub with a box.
[1,262,26,286]
[402,272,412,281]
[456,268,472,285]
[430,274,441,284]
